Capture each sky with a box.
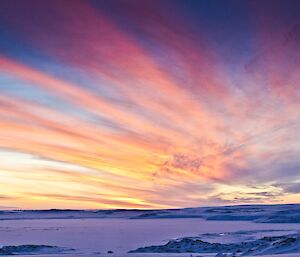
[0,0,300,210]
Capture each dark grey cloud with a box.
[275,182,300,194]
[224,154,300,187]
[159,153,203,173]
[209,187,285,204]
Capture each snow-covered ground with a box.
[0,204,300,257]
[1,204,300,223]
[130,232,300,255]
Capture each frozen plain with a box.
[0,204,300,257]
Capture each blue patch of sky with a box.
[0,29,133,131]
[0,72,120,132]
[0,26,127,103]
